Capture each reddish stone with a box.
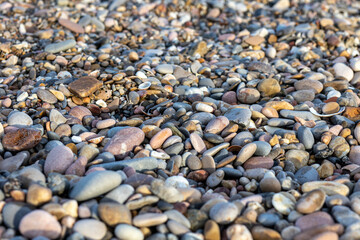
[69,106,92,121]
[2,128,41,151]
[222,91,237,105]
[187,170,209,182]
[103,127,145,159]
[295,212,334,230]
[58,18,84,34]
[242,157,274,170]
[68,76,103,98]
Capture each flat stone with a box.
[294,166,320,184]
[253,141,271,156]
[294,79,323,93]
[94,157,160,172]
[69,106,92,121]
[349,146,360,165]
[151,179,183,203]
[58,18,84,34]
[69,170,122,201]
[45,39,76,53]
[2,128,41,151]
[332,205,360,227]
[156,64,173,74]
[237,88,260,104]
[204,220,220,240]
[37,89,58,104]
[133,213,168,227]
[190,132,207,153]
[243,157,273,170]
[49,109,67,125]
[96,119,116,129]
[244,35,265,45]
[224,108,252,128]
[68,76,103,98]
[0,151,28,172]
[251,226,282,240]
[235,143,257,166]
[280,110,320,121]
[103,184,134,204]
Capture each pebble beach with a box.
[0,0,360,239]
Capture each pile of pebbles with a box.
[1,0,360,239]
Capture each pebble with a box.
[272,192,296,215]
[296,189,326,214]
[235,143,257,166]
[115,224,144,240]
[190,132,207,154]
[45,39,76,53]
[19,210,61,239]
[243,157,274,169]
[209,202,239,224]
[0,1,360,240]
[69,170,122,201]
[295,212,334,230]
[44,145,74,175]
[68,76,103,98]
[2,128,41,151]
[73,219,107,240]
[133,213,168,227]
[334,63,354,81]
[7,111,33,126]
[302,181,349,196]
[104,127,145,159]
[224,108,252,128]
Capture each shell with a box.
[309,107,345,117]
[138,82,151,90]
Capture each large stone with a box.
[224,108,252,128]
[68,76,103,97]
[73,219,107,240]
[2,128,41,151]
[302,181,349,196]
[257,78,281,97]
[0,151,28,172]
[19,210,61,239]
[7,111,33,126]
[296,189,326,214]
[68,106,92,121]
[44,145,74,175]
[103,127,145,159]
[69,170,122,201]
